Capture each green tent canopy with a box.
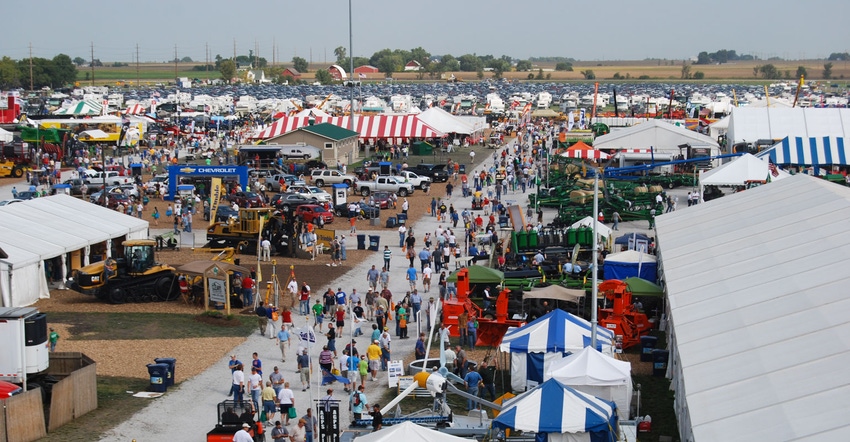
[446,265,503,283]
[623,277,664,297]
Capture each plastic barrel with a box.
[357,234,366,250]
[517,231,528,249]
[368,235,380,251]
[528,232,538,248]
[567,228,577,246]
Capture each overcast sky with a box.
[5,0,848,63]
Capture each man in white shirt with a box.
[233,423,254,442]
[398,225,407,248]
[248,367,263,411]
[261,238,272,262]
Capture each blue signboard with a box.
[166,165,249,200]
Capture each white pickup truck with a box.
[396,170,431,191]
[357,175,415,197]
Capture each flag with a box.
[768,161,779,177]
[209,177,222,224]
[298,325,316,346]
[358,72,366,79]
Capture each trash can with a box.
[567,228,577,246]
[386,217,397,228]
[368,235,380,251]
[516,231,528,249]
[396,213,408,226]
[640,336,658,362]
[370,216,381,226]
[651,349,669,377]
[499,215,509,228]
[154,358,176,386]
[146,363,169,392]
[528,232,538,248]
[357,234,366,250]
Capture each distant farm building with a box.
[404,60,422,71]
[328,65,347,80]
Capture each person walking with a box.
[612,211,620,231]
[152,207,160,226]
[463,365,483,411]
[366,339,382,381]
[49,327,59,352]
[261,238,272,262]
[297,349,311,391]
[256,302,270,336]
[406,264,418,291]
[276,324,290,362]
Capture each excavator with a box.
[71,239,179,304]
[205,207,296,256]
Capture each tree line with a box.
[0,55,77,89]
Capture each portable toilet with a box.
[130,163,144,177]
[378,161,392,175]
[177,184,195,198]
[331,183,349,205]
[51,183,71,195]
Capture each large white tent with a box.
[593,119,720,155]
[417,107,476,134]
[657,174,850,441]
[545,347,633,420]
[725,107,850,145]
[699,153,791,195]
[0,195,148,307]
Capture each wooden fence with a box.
[0,352,97,442]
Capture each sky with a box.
[4,0,849,63]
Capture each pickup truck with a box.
[309,169,356,187]
[357,175,415,197]
[395,170,431,191]
[410,163,450,182]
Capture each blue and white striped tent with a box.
[757,136,848,172]
[494,378,618,442]
[500,309,615,392]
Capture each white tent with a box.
[700,153,791,191]
[545,346,633,420]
[657,174,850,441]
[417,107,476,134]
[0,127,12,143]
[594,119,720,155]
[726,107,850,145]
[0,195,149,307]
[355,421,468,442]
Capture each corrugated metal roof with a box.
[657,174,850,441]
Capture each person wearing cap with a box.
[270,420,288,441]
[366,339,382,381]
[290,418,307,442]
[425,297,438,332]
[234,422,254,442]
[297,349,311,391]
[365,288,376,321]
[379,328,392,371]
[415,332,426,360]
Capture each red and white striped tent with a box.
[255,115,444,143]
[559,141,609,160]
[124,103,147,115]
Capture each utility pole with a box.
[174,45,178,81]
[28,43,33,91]
[205,43,209,72]
[233,39,236,62]
[136,44,140,87]
[90,42,95,86]
[272,38,276,66]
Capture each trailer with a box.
[0,307,52,391]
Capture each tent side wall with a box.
[0,260,50,307]
[603,260,657,281]
[509,351,565,393]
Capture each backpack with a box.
[353,392,362,406]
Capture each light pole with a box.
[590,170,599,348]
[348,0,355,139]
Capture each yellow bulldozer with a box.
[71,239,179,304]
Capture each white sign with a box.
[387,360,404,388]
[208,278,227,303]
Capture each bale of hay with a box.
[648,185,664,193]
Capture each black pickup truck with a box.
[409,163,449,182]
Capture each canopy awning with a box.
[523,284,586,304]
[124,103,146,115]
[256,115,444,142]
[54,100,103,116]
[757,136,849,167]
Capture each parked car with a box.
[15,191,39,200]
[203,205,240,222]
[334,201,380,219]
[145,173,169,194]
[63,178,95,195]
[0,199,23,206]
[227,191,266,208]
[266,174,301,192]
[270,192,313,210]
[370,191,395,209]
[410,163,450,182]
[309,169,356,187]
[295,204,334,225]
[90,192,131,209]
[290,185,332,202]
